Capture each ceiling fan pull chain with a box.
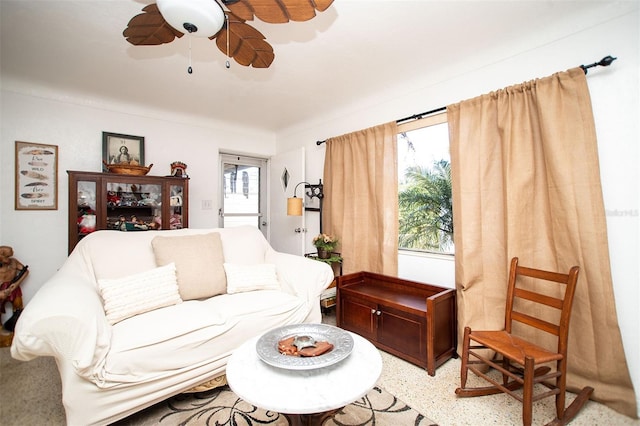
[188,37,193,74]
[225,14,231,69]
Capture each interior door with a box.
[269,147,305,254]
[219,154,268,240]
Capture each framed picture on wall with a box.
[102,132,145,170]
[15,141,58,210]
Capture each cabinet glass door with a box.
[106,181,161,230]
[169,184,185,229]
[76,180,97,243]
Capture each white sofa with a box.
[11,226,334,425]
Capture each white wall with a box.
[0,91,275,305]
[275,3,640,413]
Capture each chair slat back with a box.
[511,311,560,335]
[505,257,580,354]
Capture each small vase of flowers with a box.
[313,233,338,259]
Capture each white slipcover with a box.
[11,226,334,425]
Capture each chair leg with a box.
[502,356,510,385]
[556,359,566,420]
[459,326,471,388]
[522,357,535,426]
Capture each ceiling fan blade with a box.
[123,4,183,45]
[213,15,274,68]
[223,0,334,24]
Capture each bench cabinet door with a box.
[377,304,427,366]
[338,293,377,341]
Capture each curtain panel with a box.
[447,67,637,417]
[323,122,399,276]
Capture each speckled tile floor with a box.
[1,311,638,426]
[322,309,640,426]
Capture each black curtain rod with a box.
[396,106,447,124]
[316,55,616,146]
[315,106,446,145]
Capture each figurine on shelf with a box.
[114,215,127,231]
[139,193,158,207]
[0,246,29,346]
[107,191,121,207]
[78,207,97,235]
[170,161,188,178]
[130,215,149,231]
[169,213,183,229]
[147,215,162,230]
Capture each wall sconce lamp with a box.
[287,179,324,231]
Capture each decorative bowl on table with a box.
[256,323,354,370]
[102,161,153,176]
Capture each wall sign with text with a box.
[15,141,58,210]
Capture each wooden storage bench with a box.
[336,271,456,376]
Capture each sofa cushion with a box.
[105,290,310,382]
[224,263,280,294]
[151,232,226,300]
[97,262,182,325]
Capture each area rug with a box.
[114,385,438,425]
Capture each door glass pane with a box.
[223,164,260,227]
[218,154,268,239]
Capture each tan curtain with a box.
[323,122,398,275]
[447,67,637,417]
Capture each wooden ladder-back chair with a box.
[455,257,594,426]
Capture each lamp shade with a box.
[157,0,225,37]
[287,197,303,216]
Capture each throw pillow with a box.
[224,263,280,294]
[151,232,226,300]
[98,263,182,325]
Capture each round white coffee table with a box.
[226,329,382,425]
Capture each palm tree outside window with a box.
[397,113,453,254]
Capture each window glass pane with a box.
[224,165,260,214]
[220,154,267,236]
[398,122,454,254]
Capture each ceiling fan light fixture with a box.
[156,0,225,38]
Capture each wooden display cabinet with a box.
[67,171,189,253]
[337,271,456,376]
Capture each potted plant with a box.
[312,233,338,259]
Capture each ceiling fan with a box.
[123,0,334,68]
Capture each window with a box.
[397,113,453,254]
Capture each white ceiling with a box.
[0,0,615,134]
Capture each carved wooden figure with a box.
[0,245,29,347]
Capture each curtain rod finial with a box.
[581,55,617,74]
[599,55,617,67]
